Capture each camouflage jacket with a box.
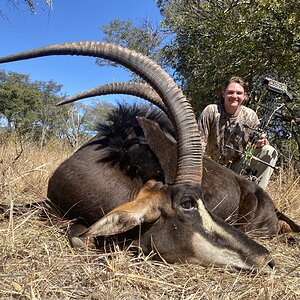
[198,103,259,165]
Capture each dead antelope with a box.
[0,42,275,270]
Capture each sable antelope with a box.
[59,81,300,236]
[0,42,275,270]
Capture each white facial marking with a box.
[196,198,216,232]
[191,232,249,269]
[193,198,254,269]
[196,198,235,242]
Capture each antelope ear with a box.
[81,180,164,237]
[137,116,177,184]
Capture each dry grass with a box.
[0,134,299,299]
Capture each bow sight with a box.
[263,77,293,101]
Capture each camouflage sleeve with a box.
[249,109,260,128]
[198,105,215,151]
[254,113,260,128]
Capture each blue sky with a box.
[0,1,162,103]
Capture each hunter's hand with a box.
[255,133,269,148]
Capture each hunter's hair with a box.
[224,76,247,91]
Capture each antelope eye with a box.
[181,199,197,210]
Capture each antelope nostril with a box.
[268,259,275,269]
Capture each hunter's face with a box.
[223,82,247,114]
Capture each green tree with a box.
[81,101,115,134]
[0,70,74,145]
[97,18,166,77]
[158,0,300,112]
[2,0,52,13]
[24,0,52,12]
[0,71,40,133]
[30,79,69,145]
[0,69,115,147]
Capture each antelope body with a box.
[0,42,275,270]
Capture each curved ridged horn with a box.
[57,82,167,112]
[0,42,202,183]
